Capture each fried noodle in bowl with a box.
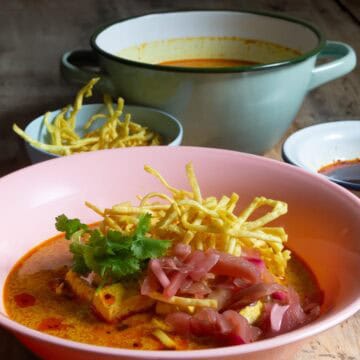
[0,147,359,360]
[87,163,290,276]
[4,162,321,351]
[13,78,162,156]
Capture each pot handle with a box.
[308,41,356,91]
[61,49,116,95]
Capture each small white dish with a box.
[282,120,360,190]
[24,104,183,163]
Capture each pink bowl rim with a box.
[0,146,359,358]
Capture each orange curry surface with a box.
[4,235,321,350]
[159,58,259,68]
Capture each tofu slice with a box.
[92,283,155,323]
[65,270,95,303]
[64,270,155,323]
[155,301,195,315]
[239,301,264,324]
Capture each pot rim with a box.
[90,9,325,74]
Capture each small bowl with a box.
[282,120,360,190]
[24,103,183,163]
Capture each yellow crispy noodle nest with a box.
[13,78,162,156]
[86,162,290,279]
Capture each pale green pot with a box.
[61,10,356,154]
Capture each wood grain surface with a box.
[0,1,359,359]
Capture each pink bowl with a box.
[0,146,359,360]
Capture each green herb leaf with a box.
[55,214,88,239]
[71,254,89,275]
[135,213,152,237]
[55,213,171,284]
[131,237,171,260]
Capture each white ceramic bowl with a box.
[282,120,360,190]
[24,103,183,163]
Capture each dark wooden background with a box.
[0,0,359,359]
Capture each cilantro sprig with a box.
[55,213,171,284]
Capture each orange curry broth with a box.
[159,58,259,68]
[3,234,323,350]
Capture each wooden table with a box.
[0,0,359,359]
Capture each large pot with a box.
[61,10,356,154]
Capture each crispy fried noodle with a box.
[87,163,290,278]
[12,78,162,155]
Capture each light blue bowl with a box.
[24,104,183,163]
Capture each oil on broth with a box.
[117,37,301,67]
[4,235,322,350]
[159,58,259,68]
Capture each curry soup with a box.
[4,234,322,350]
[159,59,259,68]
[3,163,323,350]
[117,37,301,67]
